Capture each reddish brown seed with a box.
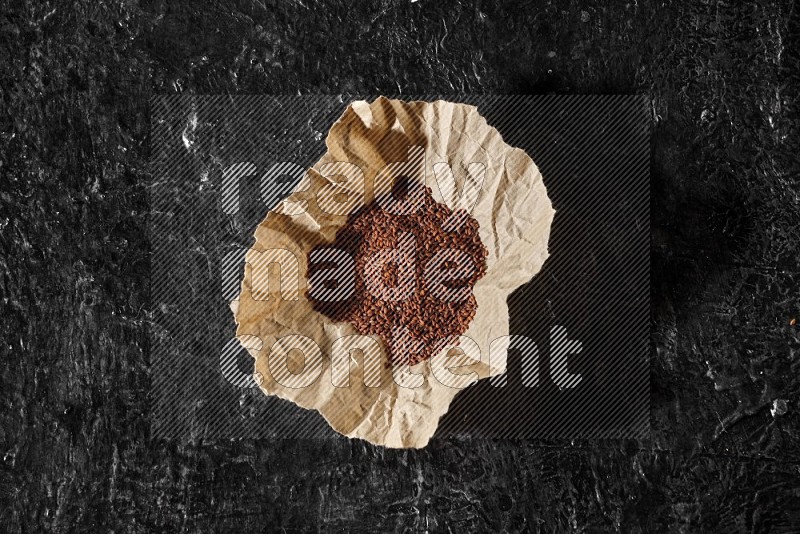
[308,184,488,367]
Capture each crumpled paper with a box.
[230,97,554,448]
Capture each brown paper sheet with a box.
[230,97,554,448]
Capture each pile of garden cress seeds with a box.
[307,180,488,367]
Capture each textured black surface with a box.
[1,1,799,532]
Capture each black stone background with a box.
[1,0,799,532]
